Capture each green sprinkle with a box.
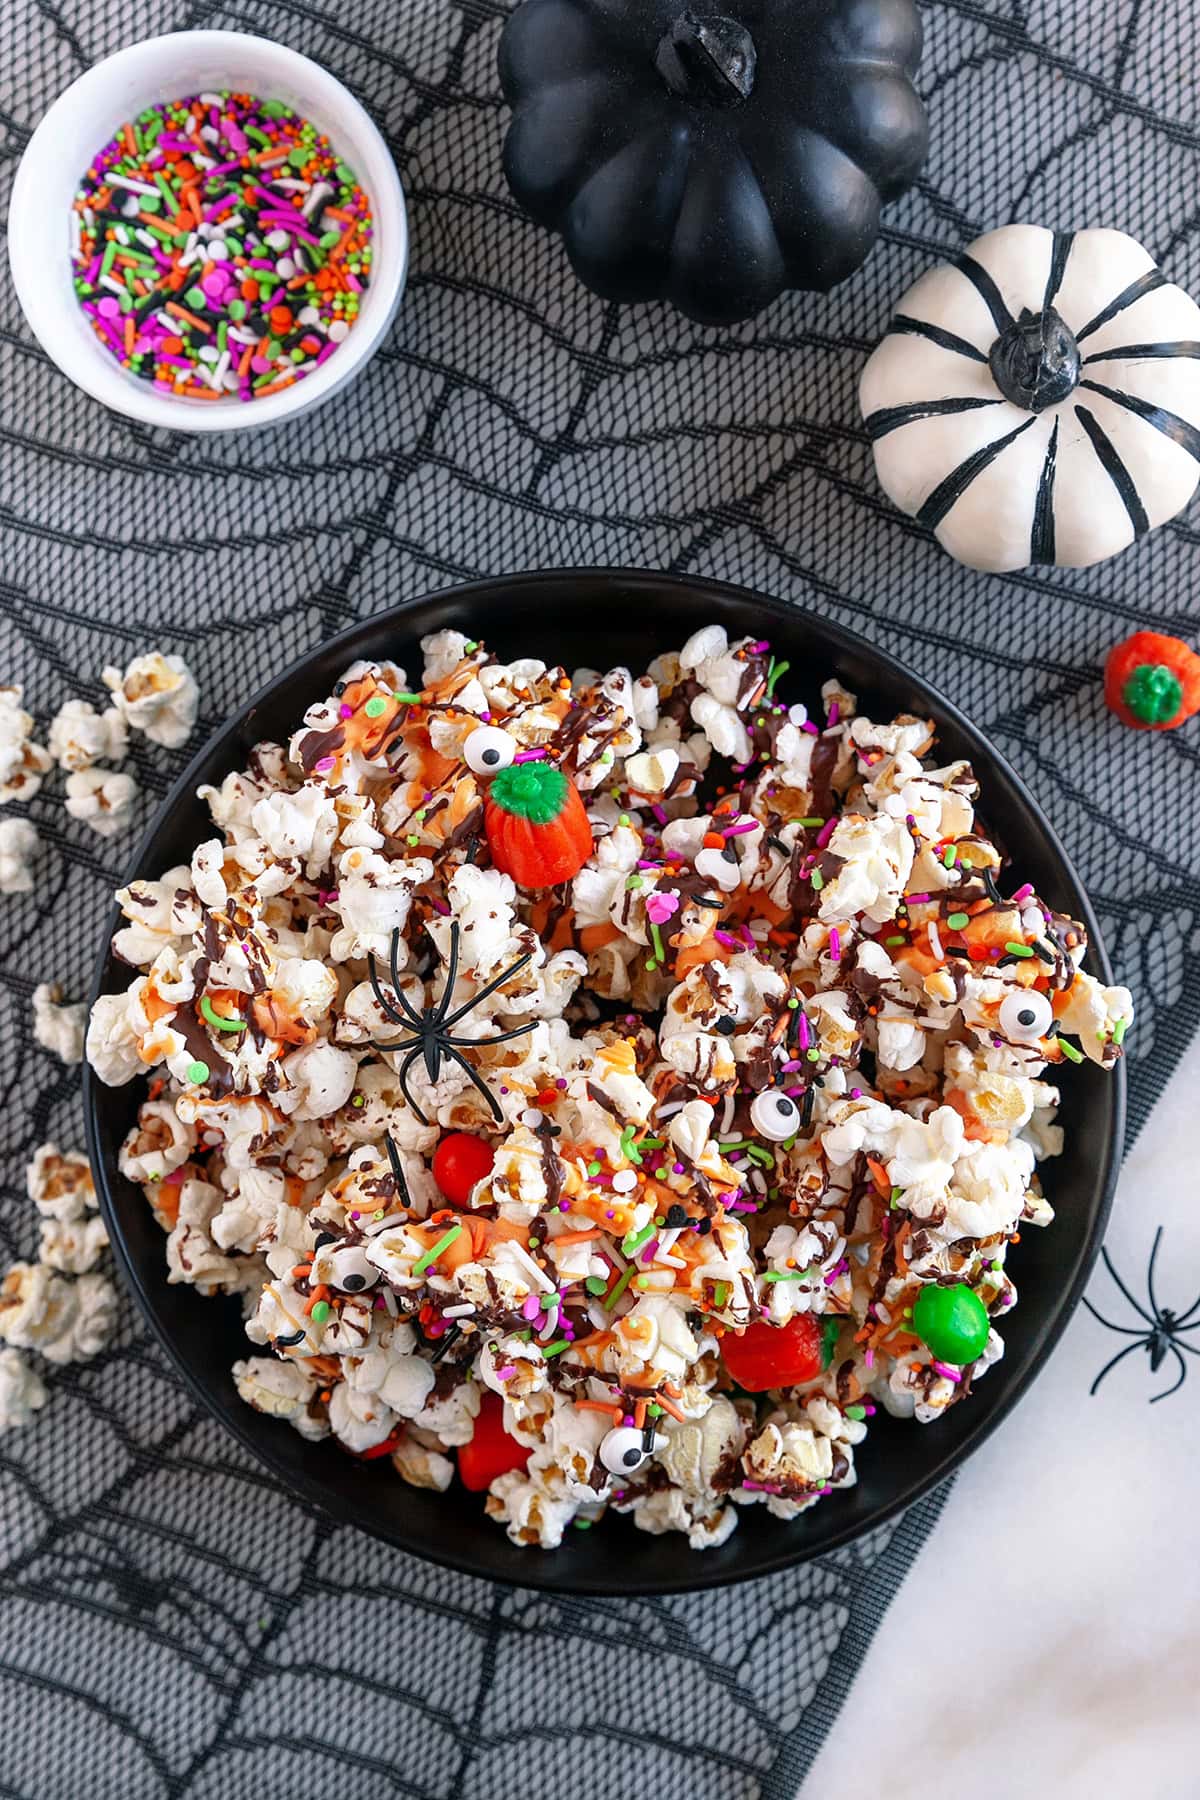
[406,834,421,847]
[602,1265,636,1311]
[584,1276,608,1296]
[393,692,424,704]
[946,912,970,930]
[186,1060,210,1085]
[620,1126,643,1166]
[364,695,388,718]
[572,1517,594,1530]
[244,124,271,149]
[199,995,246,1033]
[746,1146,775,1168]
[336,162,357,183]
[261,99,289,116]
[943,845,958,867]
[885,934,907,946]
[154,172,179,214]
[541,1338,571,1357]
[1058,1038,1084,1064]
[618,814,631,827]
[845,1405,867,1422]
[796,816,824,828]
[635,1274,654,1289]
[810,870,824,891]
[352,1094,365,1108]
[639,1138,664,1150]
[762,1269,812,1282]
[647,1402,663,1418]
[625,873,644,890]
[412,1223,463,1276]
[622,1221,655,1256]
[713,1281,730,1307]
[787,997,800,1010]
[228,297,247,321]
[1004,942,1035,958]
[528,1238,540,1249]
[319,229,342,249]
[649,921,665,965]
[717,1139,752,1152]
[806,1047,820,1062]
[310,1300,331,1325]
[1112,1018,1128,1045]
[463,640,479,653]
[764,658,790,697]
[587,1161,602,1177]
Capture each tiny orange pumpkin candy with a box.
[483,759,593,887]
[1105,630,1200,731]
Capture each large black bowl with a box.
[85,571,1124,1594]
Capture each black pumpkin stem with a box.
[988,306,1081,413]
[655,10,757,106]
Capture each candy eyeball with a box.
[999,989,1053,1043]
[599,1425,657,1475]
[326,1245,379,1293]
[694,845,741,891]
[750,1091,802,1142]
[464,725,516,775]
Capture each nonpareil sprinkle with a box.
[71,93,374,402]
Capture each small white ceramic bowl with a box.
[7,31,408,432]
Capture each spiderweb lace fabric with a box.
[0,1,1196,1794]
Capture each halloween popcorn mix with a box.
[85,625,1130,1549]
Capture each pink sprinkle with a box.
[816,817,837,850]
[864,1404,877,1416]
[1011,882,1034,902]
[829,928,841,962]
[850,1087,862,1099]
[314,756,335,774]
[723,820,758,838]
[905,892,931,904]
[784,1085,803,1097]
[495,1365,517,1380]
[637,860,661,872]
[350,1211,360,1220]
[742,1479,784,1494]
[164,1168,186,1188]
[672,1162,684,1175]
[640,1239,659,1263]
[782,1057,802,1072]
[827,702,840,726]
[714,930,739,947]
[513,748,547,763]
[864,1349,875,1368]
[797,1013,811,1050]
[751,639,770,654]
[339,703,354,719]
[520,1293,540,1320]
[651,804,668,825]
[430,898,451,915]
[556,1079,568,1090]
[930,1360,963,1382]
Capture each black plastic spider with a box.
[1083,1226,1200,1402]
[368,922,536,1125]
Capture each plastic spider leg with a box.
[1088,1336,1146,1397]
[1145,1224,1165,1322]
[430,920,462,1026]
[441,1041,505,1123]
[441,948,536,1028]
[443,1019,539,1050]
[385,1135,412,1210]
[1097,1245,1155,1327]
[368,947,423,1031]
[1081,1298,1150,1337]
[389,929,427,1028]
[1171,1289,1200,1330]
[1151,1343,1189,1402]
[395,1042,432,1126]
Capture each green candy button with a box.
[912,1283,990,1364]
[310,1300,331,1325]
[186,1059,210,1085]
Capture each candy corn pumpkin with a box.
[1105,630,1200,731]
[484,759,593,886]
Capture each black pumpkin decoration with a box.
[498,0,928,327]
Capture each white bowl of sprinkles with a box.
[7,31,408,432]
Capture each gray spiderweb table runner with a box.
[1,1,1196,1795]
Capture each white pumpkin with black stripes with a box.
[859,224,1200,572]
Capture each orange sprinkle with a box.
[550,1228,601,1247]
[653,1394,687,1423]
[165,301,211,334]
[250,375,297,397]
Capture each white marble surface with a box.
[808,1041,1200,1800]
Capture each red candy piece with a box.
[432,1132,495,1208]
[720,1314,825,1392]
[1105,630,1200,731]
[483,759,593,888]
[457,1390,531,1491]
